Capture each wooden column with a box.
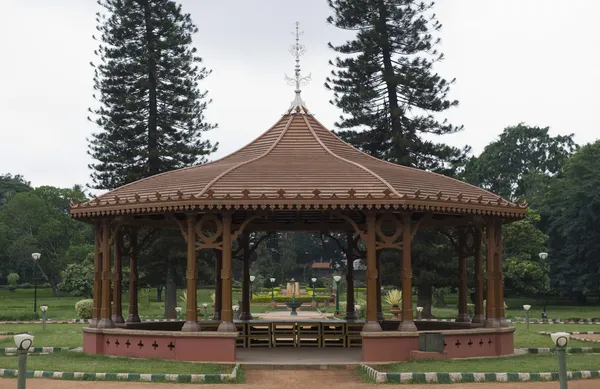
[212,250,222,320]
[182,214,200,332]
[111,227,124,324]
[126,229,140,323]
[398,213,417,331]
[495,222,508,327]
[345,232,357,320]
[90,222,102,328]
[218,212,237,332]
[363,212,382,332]
[456,229,470,323]
[472,227,485,324]
[376,251,384,321]
[485,220,499,328]
[239,233,253,321]
[97,219,114,328]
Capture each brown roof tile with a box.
[71,111,527,218]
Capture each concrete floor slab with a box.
[236,347,362,366]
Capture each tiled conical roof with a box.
[71,109,526,218]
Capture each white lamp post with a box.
[416,306,424,320]
[539,252,549,319]
[311,277,317,303]
[270,278,276,302]
[523,304,531,330]
[551,332,570,389]
[14,333,34,389]
[175,306,182,320]
[249,275,255,300]
[31,253,41,314]
[40,305,48,332]
[333,275,342,314]
[202,303,208,320]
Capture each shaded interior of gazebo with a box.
[71,96,526,363]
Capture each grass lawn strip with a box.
[0,363,240,383]
[520,347,600,354]
[0,353,226,375]
[375,354,600,373]
[361,365,600,384]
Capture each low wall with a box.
[362,327,515,362]
[83,328,237,362]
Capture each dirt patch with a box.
[2,371,599,389]
[572,334,600,342]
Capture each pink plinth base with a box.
[83,327,237,362]
[362,327,514,362]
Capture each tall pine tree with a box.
[326,0,468,175]
[88,0,217,190]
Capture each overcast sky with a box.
[1,0,599,192]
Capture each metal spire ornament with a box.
[285,22,311,114]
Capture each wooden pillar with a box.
[456,229,470,323]
[363,212,382,332]
[376,251,384,321]
[90,222,102,328]
[495,222,508,327]
[126,229,140,323]
[345,232,357,320]
[212,250,222,320]
[182,214,200,332]
[472,227,485,324]
[485,220,499,328]
[97,219,114,328]
[218,212,236,332]
[398,213,417,331]
[111,227,124,324]
[239,233,253,321]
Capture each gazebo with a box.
[71,63,526,362]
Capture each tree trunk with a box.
[164,260,177,319]
[142,0,160,176]
[156,285,163,302]
[49,278,59,297]
[417,282,433,319]
[376,0,408,166]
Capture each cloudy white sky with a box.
[1,0,599,192]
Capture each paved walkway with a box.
[1,371,599,388]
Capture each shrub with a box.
[75,299,93,319]
[60,262,94,297]
[7,273,19,287]
[19,283,33,289]
[385,289,402,306]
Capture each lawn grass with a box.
[0,352,226,374]
[0,324,85,348]
[379,353,600,373]
[512,323,597,348]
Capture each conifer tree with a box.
[88,0,217,190]
[326,0,467,175]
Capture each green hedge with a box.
[251,295,331,303]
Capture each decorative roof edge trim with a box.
[70,199,527,219]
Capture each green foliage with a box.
[545,141,600,299]
[88,0,217,190]
[7,273,19,286]
[75,299,93,319]
[502,209,550,296]
[463,123,577,201]
[59,256,94,297]
[0,185,90,295]
[326,0,468,174]
[432,287,448,308]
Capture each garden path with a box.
[1,370,599,388]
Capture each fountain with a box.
[284,278,303,316]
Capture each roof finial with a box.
[285,22,311,114]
